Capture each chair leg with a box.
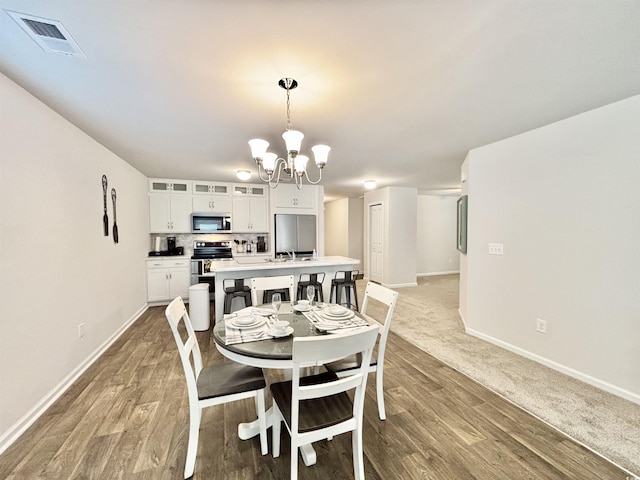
[376,366,386,421]
[290,444,298,480]
[353,285,359,311]
[184,403,201,479]
[255,390,268,455]
[272,404,282,458]
[223,294,232,315]
[353,425,365,480]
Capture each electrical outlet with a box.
[536,318,547,334]
[489,243,504,255]
[78,323,85,338]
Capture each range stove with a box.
[190,241,234,292]
[191,241,234,260]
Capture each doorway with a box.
[368,203,383,284]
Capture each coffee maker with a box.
[256,236,267,253]
[167,236,176,252]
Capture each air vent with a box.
[5,10,87,58]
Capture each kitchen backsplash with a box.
[150,233,269,257]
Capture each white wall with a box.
[324,197,363,263]
[324,198,349,256]
[364,187,417,287]
[417,195,460,275]
[462,95,640,401]
[0,73,150,448]
[347,197,364,263]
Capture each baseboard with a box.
[458,308,467,328]
[465,327,640,405]
[0,304,149,455]
[417,270,460,277]
[382,281,418,288]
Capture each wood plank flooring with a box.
[0,306,627,479]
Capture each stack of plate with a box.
[318,305,354,321]
[227,315,265,329]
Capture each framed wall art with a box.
[457,195,468,254]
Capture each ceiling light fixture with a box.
[248,78,330,190]
[236,169,251,181]
[364,180,377,190]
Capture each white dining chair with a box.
[270,325,379,480]
[325,281,399,420]
[165,297,268,479]
[250,275,295,307]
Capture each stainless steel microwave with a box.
[191,214,232,233]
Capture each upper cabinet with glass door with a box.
[192,181,232,213]
[149,179,191,194]
[232,184,267,197]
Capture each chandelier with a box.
[248,78,330,189]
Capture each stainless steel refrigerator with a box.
[274,214,316,256]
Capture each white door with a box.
[369,203,384,284]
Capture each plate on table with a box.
[293,304,311,312]
[251,308,275,316]
[269,326,294,338]
[228,315,265,329]
[319,306,354,321]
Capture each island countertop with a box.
[210,255,359,273]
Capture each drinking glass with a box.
[306,285,315,307]
[272,292,282,319]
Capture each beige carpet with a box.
[359,275,640,475]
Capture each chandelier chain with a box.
[286,88,292,131]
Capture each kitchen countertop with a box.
[199,256,359,275]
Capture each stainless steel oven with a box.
[190,241,234,292]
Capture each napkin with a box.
[224,314,274,345]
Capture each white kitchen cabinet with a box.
[149,193,191,233]
[192,182,232,213]
[146,258,191,303]
[273,184,314,209]
[232,196,269,232]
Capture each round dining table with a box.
[213,305,365,466]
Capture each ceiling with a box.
[1,1,639,202]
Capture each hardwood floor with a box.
[0,306,627,479]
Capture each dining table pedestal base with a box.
[237,407,317,466]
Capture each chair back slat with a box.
[297,374,365,400]
[250,275,295,306]
[292,326,377,365]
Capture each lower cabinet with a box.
[146,258,191,303]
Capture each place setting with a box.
[224,293,295,344]
[303,303,369,333]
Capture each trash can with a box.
[189,283,210,331]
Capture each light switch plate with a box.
[488,243,504,255]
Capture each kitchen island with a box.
[204,256,360,322]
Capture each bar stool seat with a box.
[223,279,252,314]
[296,272,325,302]
[330,270,360,311]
